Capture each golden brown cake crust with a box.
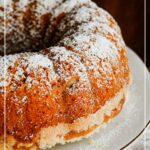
[0,0,131,149]
[0,85,130,150]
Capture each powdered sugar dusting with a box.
[0,53,57,89]
[0,0,129,121]
[0,0,130,147]
[42,47,92,94]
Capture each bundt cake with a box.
[0,0,131,149]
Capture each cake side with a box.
[0,75,131,149]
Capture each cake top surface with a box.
[0,0,130,144]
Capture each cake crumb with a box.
[87,138,94,144]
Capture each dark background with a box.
[93,0,149,67]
